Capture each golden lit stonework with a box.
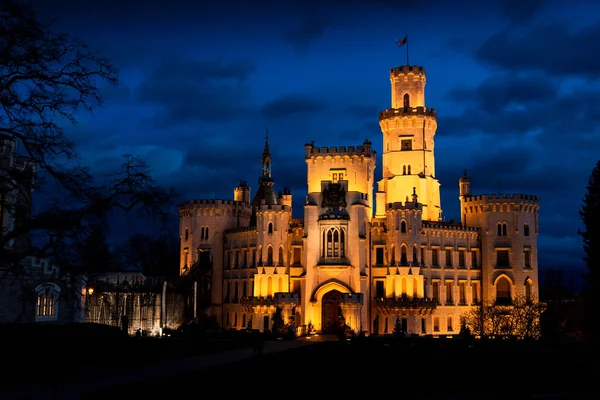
[178,63,540,338]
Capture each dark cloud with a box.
[476,21,600,78]
[135,58,257,126]
[285,16,330,52]
[447,74,557,113]
[261,94,327,118]
[498,0,544,24]
[345,105,380,119]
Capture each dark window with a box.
[376,281,385,298]
[496,250,510,268]
[376,248,384,264]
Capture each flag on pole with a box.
[396,35,407,47]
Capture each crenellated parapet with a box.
[422,221,479,232]
[379,106,436,121]
[256,203,292,214]
[224,226,258,235]
[304,139,375,159]
[178,199,252,218]
[462,193,540,213]
[390,65,426,80]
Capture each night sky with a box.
[24,0,599,281]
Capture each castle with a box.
[178,63,540,336]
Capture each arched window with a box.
[389,245,395,265]
[412,245,418,265]
[324,227,345,257]
[403,93,410,108]
[525,279,533,303]
[403,165,406,175]
[200,227,205,240]
[523,223,530,236]
[258,245,263,264]
[400,220,407,233]
[278,246,284,266]
[35,283,60,321]
[497,222,507,236]
[267,276,273,297]
[268,222,273,234]
[495,276,512,305]
[267,246,273,265]
[407,165,411,174]
[400,245,408,265]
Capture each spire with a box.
[261,129,272,179]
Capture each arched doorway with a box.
[322,290,342,333]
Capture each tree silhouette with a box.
[0,1,177,308]
[579,159,600,338]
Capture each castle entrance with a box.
[322,290,342,333]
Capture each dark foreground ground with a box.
[86,337,600,399]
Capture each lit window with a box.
[35,283,60,322]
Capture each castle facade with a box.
[178,64,540,336]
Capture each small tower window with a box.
[407,165,411,174]
[268,222,273,234]
[523,223,530,236]
[400,220,407,233]
[497,222,507,236]
[403,93,410,109]
[403,165,406,175]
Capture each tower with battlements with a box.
[176,62,541,339]
[376,66,441,222]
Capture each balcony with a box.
[317,256,351,266]
[376,297,437,315]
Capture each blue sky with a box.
[26,0,600,279]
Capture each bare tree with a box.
[461,296,545,340]
[0,0,177,319]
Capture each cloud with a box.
[344,105,380,119]
[135,58,257,126]
[498,0,545,25]
[476,21,600,78]
[261,94,327,118]
[447,74,557,114]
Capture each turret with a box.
[278,186,292,208]
[234,180,251,203]
[459,170,471,225]
[390,65,426,109]
[459,169,471,198]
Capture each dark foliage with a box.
[579,159,600,337]
[0,0,177,277]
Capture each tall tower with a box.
[250,130,277,224]
[377,65,441,221]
